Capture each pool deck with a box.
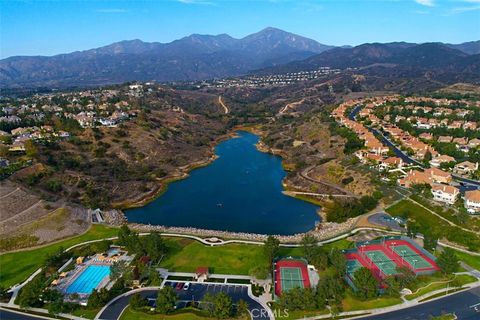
[53,249,133,304]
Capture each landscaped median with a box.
[404,274,478,301]
[120,306,212,320]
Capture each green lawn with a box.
[160,238,352,276]
[405,274,477,301]
[453,250,480,270]
[342,293,402,311]
[410,195,480,232]
[0,225,118,288]
[161,238,267,275]
[70,307,102,319]
[386,198,480,251]
[120,307,213,320]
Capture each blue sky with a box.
[1,0,479,58]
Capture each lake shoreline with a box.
[112,130,239,210]
[115,127,330,235]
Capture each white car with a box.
[183,282,190,290]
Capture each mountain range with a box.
[0,27,479,88]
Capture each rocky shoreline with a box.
[102,208,359,243]
[128,217,358,243]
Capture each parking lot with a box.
[163,281,270,319]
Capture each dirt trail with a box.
[278,98,305,115]
[218,96,229,114]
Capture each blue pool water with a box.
[66,265,110,294]
[126,131,320,235]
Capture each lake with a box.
[125,131,320,235]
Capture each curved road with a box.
[350,103,480,188]
[0,308,54,320]
[360,286,480,320]
[97,283,270,320]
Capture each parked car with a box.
[183,282,190,290]
[176,282,184,290]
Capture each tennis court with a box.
[274,258,311,297]
[363,250,398,276]
[280,267,304,291]
[346,259,363,277]
[390,245,433,270]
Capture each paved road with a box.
[97,282,270,320]
[360,286,480,320]
[367,212,404,231]
[0,308,54,320]
[373,128,480,190]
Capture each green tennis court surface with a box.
[346,259,363,277]
[390,245,432,269]
[280,267,304,291]
[363,250,397,276]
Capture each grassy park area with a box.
[160,238,314,276]
[0,223,353,288]
[342,293,402,311]
[453,250,480,270]
[0,224,119,288]
[404,274,478,300]
[386,198,480,251]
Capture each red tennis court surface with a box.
[274,258,311,297]
[345,238,439,282]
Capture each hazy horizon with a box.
[1,0,480,59]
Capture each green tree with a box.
[110,260,128,281]
[352,267,378,300]
[316,275,345,307]
[423,150,432,165]
[201,293,216,317]
[328,249,347,275]
[156,286,177,314]
[17,274,46,308]
[213,292,233,319]
[130,293,148,310]
[423,233,438,253]
[437,248,460,275]
[24,140,38,159]
[45,179,62,192]
[143,232,167,263]
[236,299,249,318]
[263,236,280,268]
[395,266,416,288]
[147,268,162,286]
[301,234,318,261]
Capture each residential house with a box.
[464,122,477,130]
[379,157,403,170]
[468,139,480,149]
[398,170,431,188]
[8,141,25,152]
[430,154,455,168]
[447,121,463,130]
[464,190,480,214]
[419,133,433,141]
[438,136,453,143]
[453,137,468,147]
[431,184,459,205]
[454,161,479,176]
[425,167,452,184]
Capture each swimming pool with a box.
[66,265,111,294]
